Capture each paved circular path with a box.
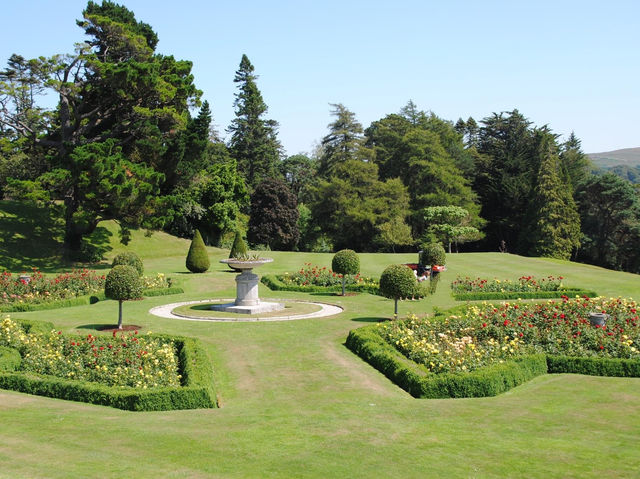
[149,299,344,322]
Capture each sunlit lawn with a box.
[1,228,640,478]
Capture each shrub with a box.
[420,242,446,266]
[0,346,21,372]
[332,249,360,295]
[105,265,143,329]
[229,230,248,259]
[379,264,418,315]
[112,251,144,276]
[185,229,210,273]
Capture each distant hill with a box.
[587,147,640,168]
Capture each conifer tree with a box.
[317,103,369,178]
[227,55,281,190]
[524,133,581,259]
[186,229,210,273]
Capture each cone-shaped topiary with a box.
[186,230,210,273]
[112,251,144,276]
[332,249,360,295]
[105,265,143,329]
[420,242,446,267]
[229,230,248,259]
[379,264,418,316]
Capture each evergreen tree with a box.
[559,131,592,190]
[317,104,369,178]
[185,229,210,273]
[227,54,281,190]
[248,178,299,250]
[524,133,581,259]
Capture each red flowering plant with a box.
[0,268,105,305]
[378,297,640,375]
[450,275,564,293]
[1,316,181,388]
[281,263,377,288]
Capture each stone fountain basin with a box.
[219,258,273,270]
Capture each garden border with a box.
[346,322,640,399]
[452,289,597,301]
[0,321,217,411]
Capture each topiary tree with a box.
[229,230,248,258]
[332,249,360,295]
[112,251,144,276]
[379,264,418,316]
[186,229,210,273]
[105,265,143,329]
[420,242,446,267]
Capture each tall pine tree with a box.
[227,54,281,190]
[524,132,581,259]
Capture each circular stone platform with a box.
[149,299,343,322]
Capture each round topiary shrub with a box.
[421,243,446,267]
[332,249,360,295]
[379,264,418,316]
[186,230,210,273]
[105,265,143,329]
[112,251,144,276]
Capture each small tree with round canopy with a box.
[332,249,360,295]
[105,265,143,329]
[379,264,417,316]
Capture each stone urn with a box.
[588,312,608,327]
[214,258,283,314]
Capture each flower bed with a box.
[450,275,596,300]
[346,297,640,398]
[262,263,380,294]
[0,317,217,410]
[0,269,105,306]
[0,271,183,312]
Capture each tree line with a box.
[1,1,639,274]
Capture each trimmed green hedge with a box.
[0,287,183,313]
[547,355,640,377]
[0,332,217,411]
[452,288,598,301]
[346,324,547,398]
[261,274,380,295]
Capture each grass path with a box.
[2,244,640,477]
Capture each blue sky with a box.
[2,0,639,155]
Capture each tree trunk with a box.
[341,277,346,296]
[394,298,398,316]
[117,300,123,329]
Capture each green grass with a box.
[1,206,640,477]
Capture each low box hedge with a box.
[346,322,640,399]
[0,328,217,411]
[0,286,184,313]
[452,288,597,301]
[261,274,380,295]
[346,324,548,398]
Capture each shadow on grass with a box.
[0,200,113,272]
[350,316,387,323]
[75,324,111,331]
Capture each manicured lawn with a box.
[2,232,640,477]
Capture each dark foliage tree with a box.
[473,110,538,252]
[559,131,592,190]
[248,178,299,250]
[576,173,640,270]
[227,54,281,190]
